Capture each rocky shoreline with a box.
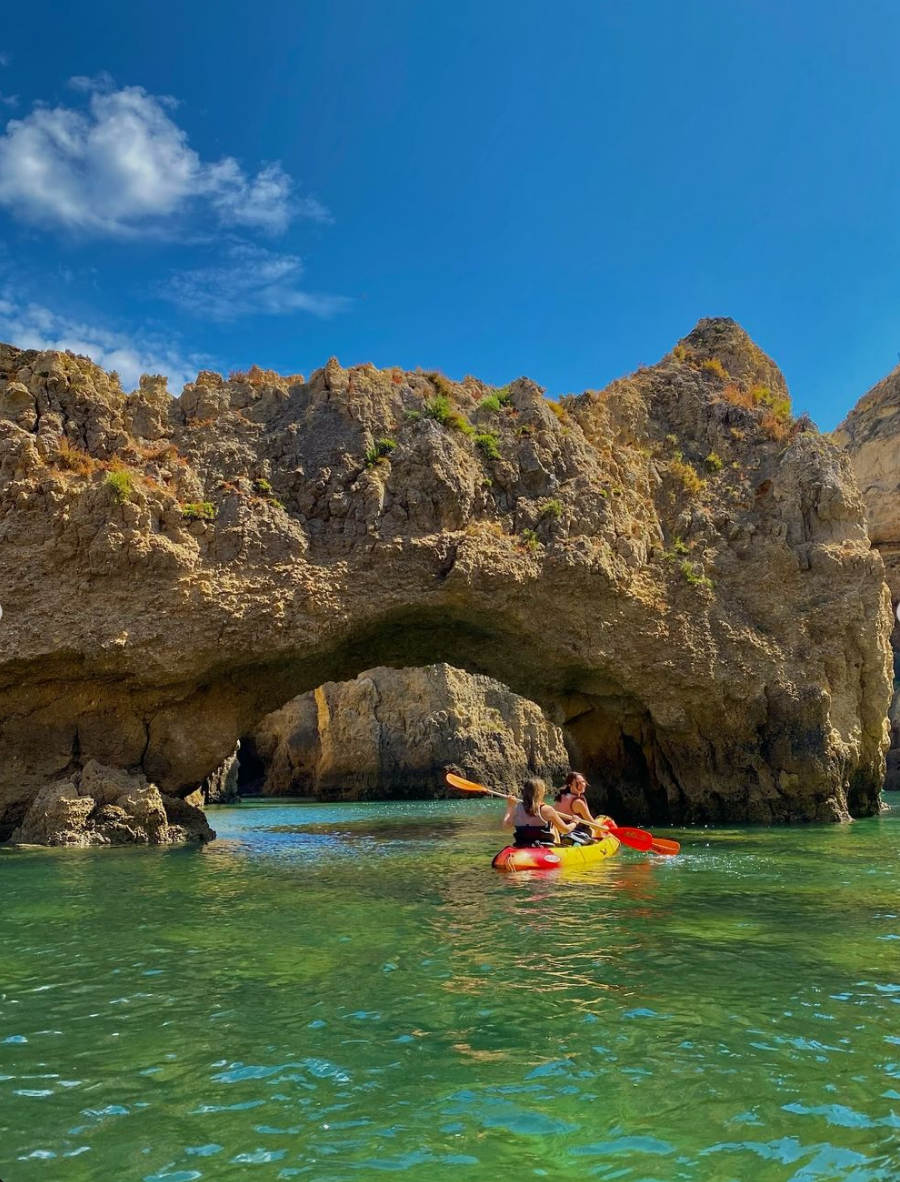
[0,317,893,844]
[8,760,214,848]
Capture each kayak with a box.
[491,833,620,871]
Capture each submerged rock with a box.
[250,663,570,799]
[0,320,892,834]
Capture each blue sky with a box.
[0,0,898,428]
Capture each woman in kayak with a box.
[555,772,614,844]
[503,777,579,847]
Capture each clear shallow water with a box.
[2,798,900,1182]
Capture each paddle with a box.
[650,837,681,856]
[445,772,669,854]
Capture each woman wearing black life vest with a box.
[502,777,579,847]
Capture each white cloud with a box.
[163,244,351,320]
[0,93,17,108]
[0,52,10,68]
[0,297,207,392]
[0,78,325,236]
[68,72,115,93]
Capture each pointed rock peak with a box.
[675,317,788,397]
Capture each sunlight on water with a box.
[2,797,900,1181]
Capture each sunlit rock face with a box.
[0,319,892,841]
[7,760,214,847]
[247,663,570,799]
[833,366,900,790]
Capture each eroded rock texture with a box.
[833,365,900,598]
[8,760,214,846]
[250,663,569,798]
[0,320,891,836]
[833,368,900,788]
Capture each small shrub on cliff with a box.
[182,501,217,522]
[424,394,449,421]
[426,371,454,399]
[480,386,512,413]
[540,498,563,519]
[105,469,134,504]
[705,451,724,472]
[680,559,713,590]
[422,394,474,435]
[546,399,567,422]
[700,357,729,381]
[55,438,96,476]
[365,437,397,467]
[669,454,706,494]
[719,383,793,441]
[671,536,689,555]
[475,432,501,461]
[752,385,793,439]
[252,478,286,509]
[671,343,693,363]
[520,528,541,554]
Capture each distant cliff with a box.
[833,368,900,788]
[0,318,891,843]
[832,366,900,610]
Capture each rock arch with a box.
[0,319,891,838]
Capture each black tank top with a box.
[513,821,555,847]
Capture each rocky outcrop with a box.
[202,746,241,804]
[0,319,892,834]
[7,760,215,846]
[250,663,570,798]
[832,368,900,790]
[832,366,900,611]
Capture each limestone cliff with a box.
[832,369,900,788]
[0,320,891,837]
[250,663,569,798]
[832,367,900,609]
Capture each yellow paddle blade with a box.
[445,772,494,794]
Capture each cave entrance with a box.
[151,606,679,823]
[561,695,675,824]
[198,647,675,824]
[235,737,266,793]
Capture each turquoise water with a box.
[2,798,900,1181]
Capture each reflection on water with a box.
[2,796,900,1181]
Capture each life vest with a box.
[513,822,556,847]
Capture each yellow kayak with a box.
[491,833,620,871]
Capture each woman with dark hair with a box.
[502,777,578,847]
[555,772,614,844]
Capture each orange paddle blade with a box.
[606,825,653,852]
[650,837,681,856]
[446,772,495,795]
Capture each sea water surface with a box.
[2,797,900,1182]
